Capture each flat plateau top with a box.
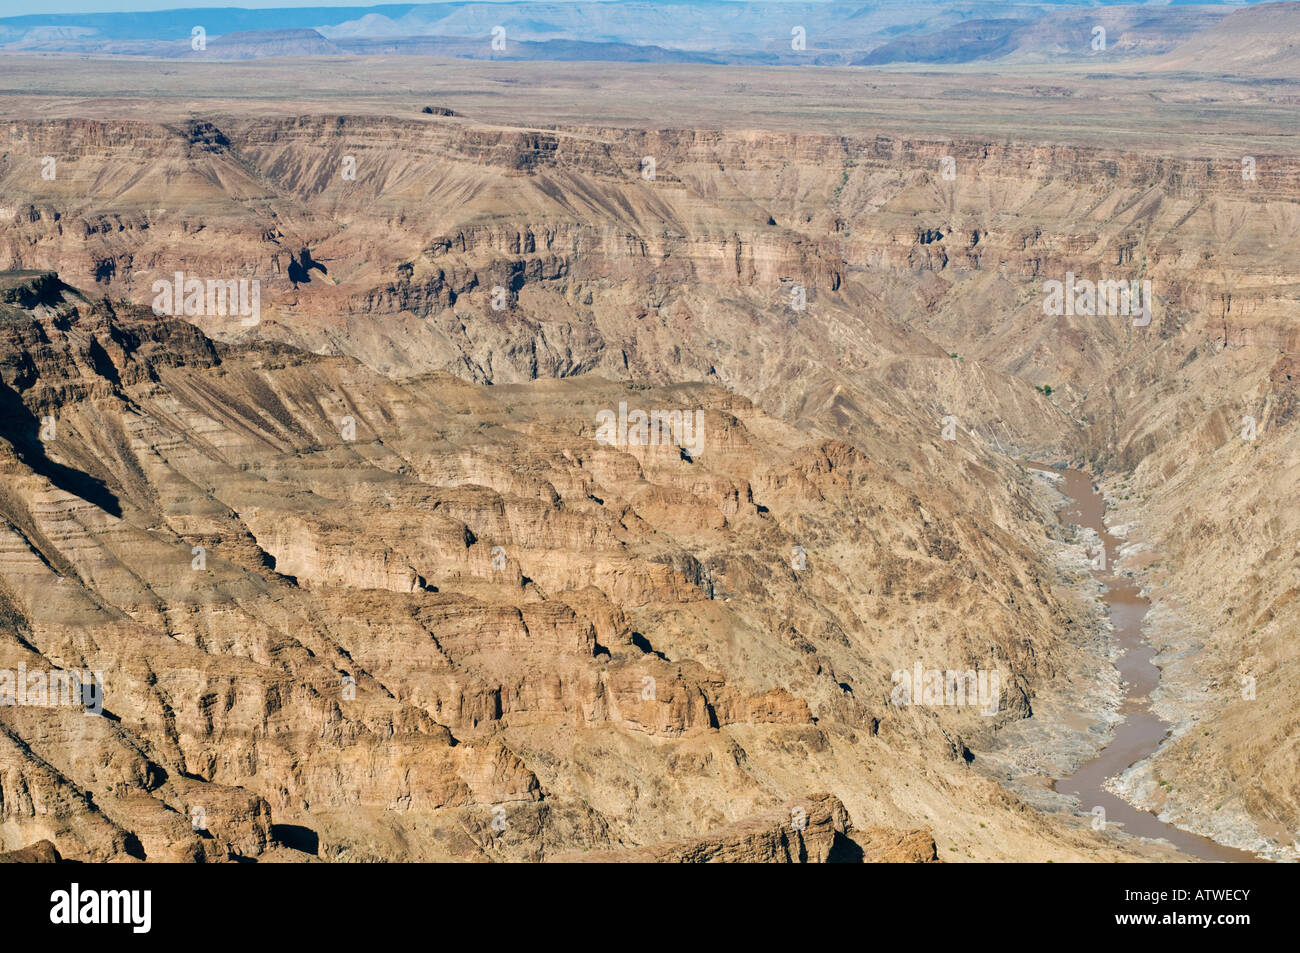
[1,54,1297,156]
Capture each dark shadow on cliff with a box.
[271,824,319,856]
[827,831,865,863]
[287,248,327,287]
[0,379,122,518]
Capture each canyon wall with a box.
[0,76,1295,860]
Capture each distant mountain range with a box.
[0,1,1290,67]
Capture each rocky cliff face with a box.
[0,272,1143,861]
[0,74,1295,861]
[7,111,1258,452]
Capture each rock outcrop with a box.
[0,839,61,863]
[556,794,861,863]
[0,273,1138,861]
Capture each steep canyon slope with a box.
[0,49,1296,861]
[0,270,1122,861]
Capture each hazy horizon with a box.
[0,0,1280,19]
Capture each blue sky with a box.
[4,0,632,16]
[0,1,463,15]
[1,1,402,13]
[0,0,1262,18]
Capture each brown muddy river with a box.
[1031,464,1261,862]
